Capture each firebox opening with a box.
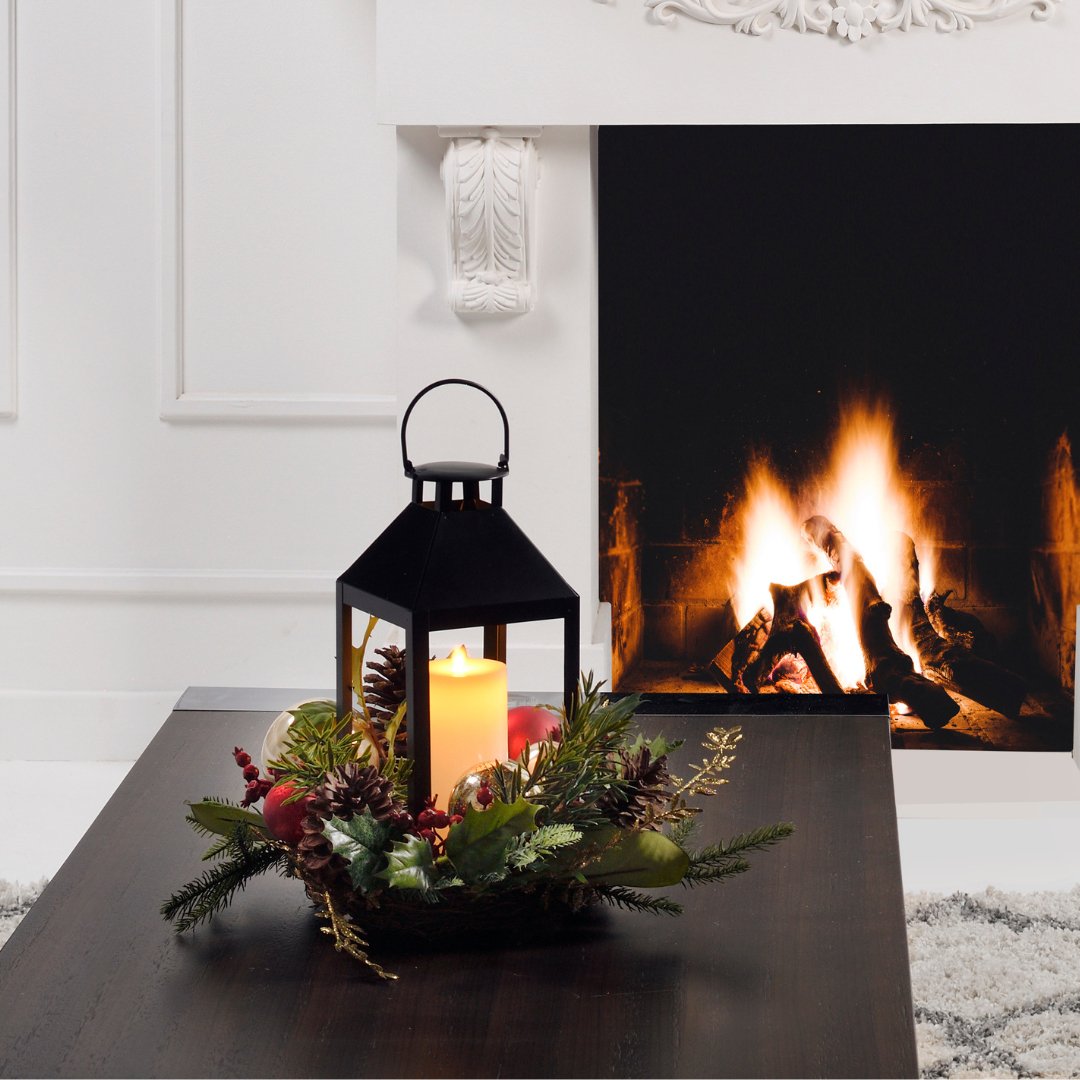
[599,125,1078,751]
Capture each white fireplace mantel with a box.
[378,0,1079,125]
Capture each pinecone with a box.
[363,646,407,748]
[297,812,351,893]
[598,747,672,830]
[310,763,397,823]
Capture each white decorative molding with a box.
[645,0,1056,38]
[0,0,16,419]
[159,0,396,422]
[0,566,332,598]
[440,127,539,317]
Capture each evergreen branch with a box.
[669,815,699,848]
[506,824,583,871]
[161,832,289,932]
[518,674,641,830]
[594,885,684,916]
[682,858,750,886]
[699,822,796,861]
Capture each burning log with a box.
[803,515,959,729]
[899,536,1026,719]
[926,589,998,658]
[742,573,846,695]
[710,607,772,691]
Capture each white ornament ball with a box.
[261,699,332,771]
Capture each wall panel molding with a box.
[158,0,396,422]
[0,566,332,598]
[0,0,16,419]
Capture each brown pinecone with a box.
[363,645,407,748]
[310,763,397,823]
[598,747,672,830]
[297,812,351,893]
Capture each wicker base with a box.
[346,886,600,949]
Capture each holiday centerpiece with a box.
[163,658,793,980]
[162,379,793,979]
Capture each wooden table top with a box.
[0,706,917,1079]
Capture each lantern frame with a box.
[336,380,580,811]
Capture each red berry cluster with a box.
[414,795,463,855]
[233,747,274,807]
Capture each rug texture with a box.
[907,888,1080,1079]
[0,878,48,950]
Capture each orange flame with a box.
[730,401,935,689]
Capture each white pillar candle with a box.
[428,645,508,809]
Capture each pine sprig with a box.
[162,830,290,932]
[505,824,583,871]
[681,822,795,888]
[508,674,641,830]
[594,885,683,916]
[268,704,374,801]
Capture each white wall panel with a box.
[161,0,396,419]
[0,1,15,419]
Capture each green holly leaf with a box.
[378,833,437,893]
[324,811,392,895]
[444,797,542,884]
[186,799,270,839]
[626,732,684,759]
[562,826,690,888]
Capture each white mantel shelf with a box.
[377,0,1079,125]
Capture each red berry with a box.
[242,764,259,781]
[233,748,251,767]
[476,780,494,809]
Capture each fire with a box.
[729,401,934,690]
[731,460,826,628]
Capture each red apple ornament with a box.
[261,781,311,846]
[507,705,561,760]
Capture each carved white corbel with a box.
[439,127,540,316]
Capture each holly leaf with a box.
[378,834,437,893]
[562,826,690,888]
[626,732,684,759]
[186,799,270,839]
[444,797,542,884]
[324,811,392,895]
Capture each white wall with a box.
[0,1,602,760]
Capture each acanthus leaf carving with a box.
[441,128,539,316]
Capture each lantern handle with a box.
[400,379,510,476]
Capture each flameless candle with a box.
[428,645,508,808]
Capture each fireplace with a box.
[599,125,1078,750]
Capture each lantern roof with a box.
[337,501,578,629]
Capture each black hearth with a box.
[599,125,1078,750]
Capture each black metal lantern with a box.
[336,379,580,811]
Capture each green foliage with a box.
[162,825,290,932]
[185,798,270,841]
[504,824,583,871]
[554,826,690,888]
[324,811,392,895]
[503,674,642,830]
[379,834,437,893]
[594,885,684,916]
[626,732,684,759]
[681,822,795,887]
[267,700,373,800]
[668,815,699,849]
[444,797,541,884]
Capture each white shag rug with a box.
[0,878,48,950]
[908,888,1080,1079]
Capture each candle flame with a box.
[449,645,469,675]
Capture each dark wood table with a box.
[0,696,917,1078]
